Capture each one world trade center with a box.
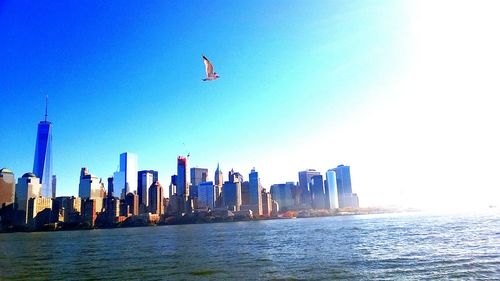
[33,96,54,198]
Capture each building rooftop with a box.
[0,168,13,174]
[22,172,37,178]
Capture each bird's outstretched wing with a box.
[203,55,214,77]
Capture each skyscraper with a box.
[51,175,56,198]
[222,170,242,211]
[113,152,138,198]
[249,168,263,216]
[325,169,339,209]
[15,173,42,225]
[78,168,102,200]
[214,163,223,207]
[298,169,320,207]
[33,96,53,198]
[333,165,359,208]
[148,181,164,215]
[310,175,326,209]
[169,175,177,198]
[0,168,15,209]
[190,167,208,198]
[241,181,250,205]
[190,167,208,187]
[334,165,353,195]
[137,170,158,209]
[214,163,223,188]
[270,182,295,211]
[176,156,189,198]
[107,177,114,197]
[197,181,215,209]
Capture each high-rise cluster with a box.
[0,100,360,231]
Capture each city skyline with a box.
[1,1,499,210]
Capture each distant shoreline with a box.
[0,207,408,234]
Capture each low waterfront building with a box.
[125,192,139,216]
[0,168,15,210]
[272,200,279,216]
[81,198,102,227]
[27,196,53,228]
[15,173,42,225]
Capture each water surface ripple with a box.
[1,211,499,280]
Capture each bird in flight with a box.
[202,55,220,81]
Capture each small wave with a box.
[189,269,224,276]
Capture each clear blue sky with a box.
[2,1,498,209]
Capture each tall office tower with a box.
[169,175,177,198]
[112,171,124,198]
[270,182,295,211]
[137,170,158,209]
[333,165,359,208]
[228,169,243,183]
[0,168,16,209]
[310,175,326,209]
[214,163,223,187]
[107,177,114,197]
[222,171,242,211]
[249,168,263,216]
[214,164,223,207]
[325,169,339,209]
[298,169,320,208]
[197,181,215,209]
[148,181,164,215]
[120,152,138,195]
[15,173,42,224]
[78,168,102,199]
[51,175,56,198]
[33,96,53,198]
[334,165,353,195]
[241,181,250,205]
[176,156,189,198]
[190,167,208,198]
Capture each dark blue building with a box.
[33,97,53,198]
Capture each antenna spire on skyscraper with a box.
[44,94,48,122]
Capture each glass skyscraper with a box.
[197,181,215,209]
[270,182,295,211]
[334,165,353,195]
[138,170,158,208]
[298,169,320,207]
[176,156,188,197]
[249,168,263,215]
[333,165,359,208]
[33,98,53,198]
[310,175,326,209]
[190,167,208,198]
[325,169,339,209]
[113,152,138,198]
